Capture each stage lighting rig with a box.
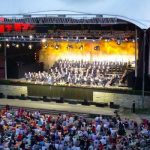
[29,35,33,40]
[28,44,33,49]
[124,38,128,42]
[94,46,100,51]
[3,15,120,25]
[67,44,73,49]
[41,38,47,43]
[6,44,10,48]
[44,43,49,49]
[117,39,121,45]
[22,43,25,47]
[16,44,20,48]
[55,44,59,50]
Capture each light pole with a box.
[135,28,138,78]
[142,29,146,109]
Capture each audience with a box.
[0,105,150,149]
[25,59,129,87]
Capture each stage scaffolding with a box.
[0,14,127,25]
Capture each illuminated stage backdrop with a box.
[39,40,137,69]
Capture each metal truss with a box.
[1,30,135,40]
[0,16,126,25]
[0,36,135,43]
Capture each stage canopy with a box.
[1,0,150,29]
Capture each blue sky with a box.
[0,0,150,29]
[0,0,145,16]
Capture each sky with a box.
[0,0,150,29]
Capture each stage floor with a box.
[8,78,131,90]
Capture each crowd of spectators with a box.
[0,105,150,149]
[25,60,129,87]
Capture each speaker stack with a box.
[0,93,4,98]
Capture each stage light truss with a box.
[1,17,124,25]
[0,36,136,43]
[0,30,135,41]
[0,37,43,42]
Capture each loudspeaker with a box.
[43,96,47,99]
[60,97,64,103]
[28,96,39,101]
[0,93,4,98]
[110,102,114,108]
[43,96,50,102]
[7,95,15,99]
[20,94,26,100]
[110,102,120,109]
[82,98,90,105]
[56,97,64,103]
[95,102,108,107]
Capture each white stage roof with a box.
[1,0,150,29]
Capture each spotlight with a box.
[44,44,48,49]
[21,35,24,40]
[43,34,47,38]
[67,44,73,49]
[55,44,59,50]
[28,44,32,49]
[124,38,128,42]
[16,44,19,48]
[84,37,87,40]
[41,38,47,43]
[94,46,100,51]
[12,43,16,47]
[132,39,135,43]
[22,43,25,47]
[29,35,33,40]
[117,39,121,45]
[6,44,10,48]
[0,43,2,47]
